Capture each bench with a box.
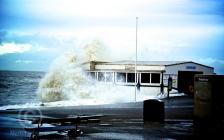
[24,114,103,139]
[25,125,79,139]
[25,125,77,132]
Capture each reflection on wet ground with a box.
[0,96,223,139]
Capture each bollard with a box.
[143,99,164,123]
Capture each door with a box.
[178,71,203,96]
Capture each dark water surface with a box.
[0,71,45,106]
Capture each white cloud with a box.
[16,0,221,31]
[0,43,32,55]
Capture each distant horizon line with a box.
[0,69,46,73]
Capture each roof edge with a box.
[166,61,214,69]
[82,61,214,69]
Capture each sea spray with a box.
[37,40,158,106]
[84,40,107,61]
[36,53,138,104]
[37,40,110,103]
[37,52,92,102]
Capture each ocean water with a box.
[0,69,157,110]
[0,71,45,107]
[0,69,180,110]
[0,44,166,110]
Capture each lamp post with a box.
[135,17,138,102]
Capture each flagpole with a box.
[135,17,138,102]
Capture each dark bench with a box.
[25,125,77,132]
[31,114,102,124]
[24,115,103,139]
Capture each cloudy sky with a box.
[0,0,224,74]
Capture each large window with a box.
[151,73,160,83]
[98,72,105,82]
[89,72,96,80]
[105,72,113,82]
[127,73,135,83]
[141,73,150,83]
[116,72,126,83]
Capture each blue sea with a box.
[0,70,181,110]
[0,71,45,107]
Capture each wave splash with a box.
[36,40,146,105]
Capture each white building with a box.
[82,61,214,96]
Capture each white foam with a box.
[0,102,41,110]
[36,40,156,105]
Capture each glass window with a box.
[151,73,160,83]
[89,72,96,80]
[141,73,150,83]
[127,73,135,83]
[116,72,126,83]
[98,72,105,82]
[105,72,113,82]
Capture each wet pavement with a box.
[0,95,224,139]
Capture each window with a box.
[116,72,126,83]
[127,73,135,83]
[89,72,96,80]
[105,72,113,82]
[98,72,105,82]
[141,73,150,83]
[151,73,160,83]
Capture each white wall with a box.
[165,62,214,75]
[163,62,214,89]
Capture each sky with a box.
[0,0,224,74]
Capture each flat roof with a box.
[83,61,214,69]
[102,61,187,66]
